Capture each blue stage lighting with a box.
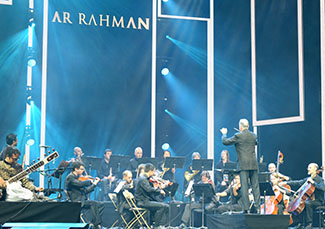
[31,23,35,28]
[27,58,36,67]
[161,68,169,76]
[164,109,168,113]
[166,35,170,39]
[162,143,170,150]
[163,0,168,2]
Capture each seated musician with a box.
[135,163,169,227]
[97,148,117,200]
[128,147,143,178]
[206,174,243,214]
[158,150,175,182]
[0,146,43,201]
[179,171,215,228]
[70,146,84,162]
[65,161,105,229]
[215,150,233,201]
[279,163,325,229]
[184,152,202,195]
[114,170,134,226]
[268,163,290,181]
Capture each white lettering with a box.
[112,16,124,28]
[99,14,109,27]
[52,11,62,23]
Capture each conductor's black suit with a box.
[222,129,260,212]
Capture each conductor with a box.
[220,118,260,213]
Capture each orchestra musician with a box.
[97,149,117,200]
[279,163,325,229]
[158,150,175,182]
[135,163,168,227]
[0,133,18,161]
[220,118,261,214]
[179,171,214,228]
[70,146,84,163]
[65,161,104,229]
[0,146,44,201]
[129,147,143,178]
[268,163,290,181]
[215,150,233,200]
[184,152,202,192]
[206,174,243,214]
[114,170,134,226]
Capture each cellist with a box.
[279,163,325,229]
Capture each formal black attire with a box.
[222,129,260,211]
[287,175,325,225]
[114,179,135,226]
[158,160,174,182]
[65,172,105,228]
[129,157,140,178]
[97,158,118,200]
[135,174,169,226]
[214,185,243,214]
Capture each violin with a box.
[149,176,172,189]
[78,175,101,182]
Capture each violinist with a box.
[0,146,43,201]
[179,171,215,228]
[65,161,104,229]
[207,174,243,214]
[135,163,169,227]
[279,163,325,229]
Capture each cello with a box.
[286,166,323,215]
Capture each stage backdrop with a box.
[44,0,153,158]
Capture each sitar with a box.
[0,151,59,201]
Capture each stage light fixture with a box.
[162,143,170,150]
[163,0,169,2]
[165,109,168,113]
[166,35,170,39]
[161,67,169,76]
[26,137,35,146]
[27,58,36,67]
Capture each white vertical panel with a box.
[320,0,325,178]
[40,0,49,188]
[151,0,157,158]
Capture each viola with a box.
[149,176,172,189]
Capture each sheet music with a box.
[185,180,194,197]
[114,180,126,193]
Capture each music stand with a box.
[81,156,102,175]
[164,156,185,182]
[110,155,131,173]
[51,160,70,199]
[138,157,159,168]
[163,157,185,228]
[259,182,274,215]
[192,159,213,171]
[193,184,215,228]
